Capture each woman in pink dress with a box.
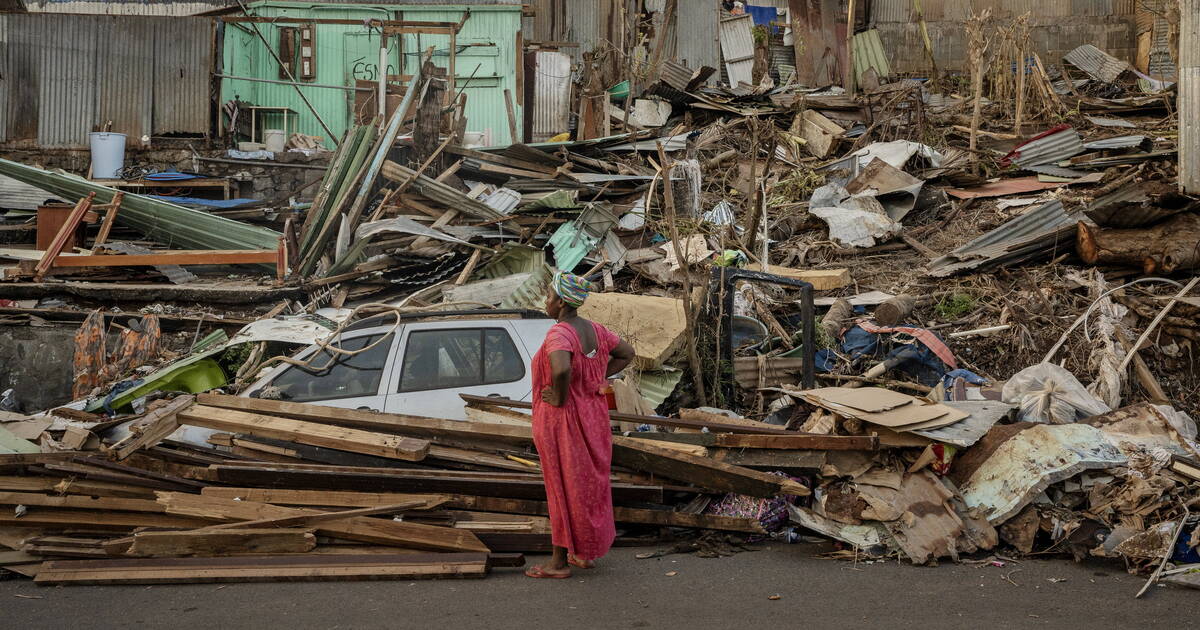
[525,272,635,579]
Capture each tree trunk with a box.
[1077,213,1200,274]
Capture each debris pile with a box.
[0,8,1198,595]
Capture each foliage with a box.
[935,293,977,319]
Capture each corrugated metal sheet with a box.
[22,0,229,16]
[629,368,682,409]
[719,14,755,88]
[927,200,1083,277]
[154,18,213,134]
[39,16,98,148]
[852,29,889,84]
[768,41,796,83]
[531,50,571,141]
[0,174,55,211]
[675,0,721,78]
[1064,43,1132,83]
[1083,134,1147,150]
[1001,125,1084,167]
[0,13,211,148]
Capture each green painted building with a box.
[219,2,525,148]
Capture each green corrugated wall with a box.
[220,2,524,148]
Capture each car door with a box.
[384,322,532,420]
[242,328,401,412]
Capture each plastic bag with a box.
[1001,363,1111,424]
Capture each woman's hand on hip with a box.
[540,387,563,407]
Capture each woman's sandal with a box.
[568,554,595,569]
[525,565,571,579]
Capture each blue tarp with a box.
[745,4,781,32]
[146,196,260,209]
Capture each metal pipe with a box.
[215,73,373,93]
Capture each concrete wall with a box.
[0,326,77,412]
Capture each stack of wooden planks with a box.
[0,393,874,586]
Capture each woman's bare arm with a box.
[605,340,635,378]
[541,349,573,406]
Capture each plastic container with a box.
[461,131,486,148]
[264,129,287,153]
[88,132,126,179]
[607,80,630,102]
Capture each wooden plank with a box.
[67,457,208,490]
[34,553,489,585]
[34,193,94,280]
[460,395,798,436]
[744,264,851,290]
[42,462,199,492]
[127,529,317,558]
[709,448,827,469]
[444,145,558,174]
[199,487,764,534]
[51,250,278,269]
[0,508,210,530]
[178,405,431,462]
[0,491,168,513]
[155,492,487,553]
[610,436,811,498]
[196,394,534,444]
[200,497,447,531]
[109,395,194,460]
[205,465,664,504]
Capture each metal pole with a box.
[1180,0,1198,193]
[233,0,338,145]
[214,74,373,92]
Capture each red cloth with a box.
[531,320,620,561]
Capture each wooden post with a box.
[34,193,95,281]
[92,192,124,247]
[844,0,856,96]
[1181,0,1199,193]
[503,89,519,144]
[656,142,707,407]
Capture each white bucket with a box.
[462,131,486,148]
[88,132,126,179]
[264,129,287,153]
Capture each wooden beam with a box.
[610,436,811,497]
[196,394,534,445]
[0,508,209,530]
[108,395,194,460]
[178,405,431,462]
[50,250,278,268]
[460,395,798,435]
[34,553,489,585]
[155,492,487,553]
[0,491,167,513]
[621,431,876,451]
[205,465,663,504]
[127,529,316,558]
[201,488,766,534]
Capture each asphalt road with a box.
[2,544,1192,629]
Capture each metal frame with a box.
[710,267,816,402]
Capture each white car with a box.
[242,310,555,420]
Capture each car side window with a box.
[267,334,390,402]
[399,328,525,392]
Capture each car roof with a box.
[342,309,551,333]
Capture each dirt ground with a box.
[2,544,1192,630]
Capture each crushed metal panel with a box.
[959,423,1126,524]
[851,29,890,85]
[1083,135,1149,150]
[1064,43,1133,83]
[629,368,682,410]
[530,50,571,142]
[908,400,1015,448]
[0,174,54,210]
[1000,125,1085,167]
[499,262,554,310]
[719,14,755,88]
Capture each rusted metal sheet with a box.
[927,199,1085,276]
[39,16,99,148]
[22,0,229,16]
[719,13,755,88]
[530,50,571,142]
[788,0,842,86]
